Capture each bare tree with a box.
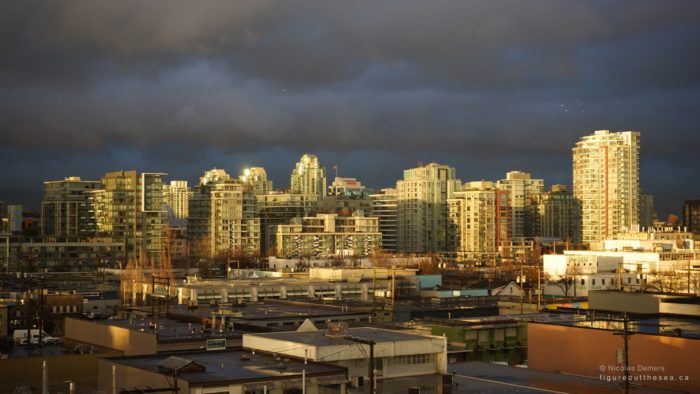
[369,250,390,268]
[547,263,582,297]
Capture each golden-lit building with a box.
[88,171,167,263]
[448,181,498,263]
[496,171,544,239]
[188,169,260,260]
[396,163,461,254]
[162,180,189,220]
[370,188,398,252]
[276,212,381,259]
[573,130,640,243]
[290,154,327,197]
[41,176,101,237]
[239,166,273,196]
[256,192,318,255]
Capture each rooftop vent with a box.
[325,321,348,337]
[157,356,206,374]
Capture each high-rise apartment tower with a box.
[573,130,640,243]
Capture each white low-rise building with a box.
[543,253,639,296]
[242,324,447,383]
[544,250,700,295]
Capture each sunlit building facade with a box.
[276,212,381,259]
[188,169,260,261]
[256,193,318,255]
[396,163,461,254]
[290,154,327,197]
[370,188,398,253]
[88,171,167,262]
[328,177,366,197]
[163,180,189,220]
[240,167,273,196]
[41,176,101,237]
[573,130,640,243]
[496,171,544,239]
[448,181,498,263]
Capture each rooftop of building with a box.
[89,316,243,342]
[531,312,700,340]
[178,274,406,289]
[245,326,441,347]
[1,340,116,359]
[164,301,369,322]
[111,349,346,386]
[419,312,583,327]
[447,361,665,394]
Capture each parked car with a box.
[12,329,61,345]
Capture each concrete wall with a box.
[309,267,416,281]
[65,318,158,356]
[588,291,662,314]
[660,301,700,316]
[528,322,700,391]
[588,291,700,317]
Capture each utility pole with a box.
[537,266,541,313]
[152,275,172,318]
[613,313,635,394]
[519,259,524,314]
[371,269,376,322]
[151,275,155,318]
[345,336,376,394]
[391,267,396,307]
[623,315,630,394]
[38,275,44,347]
[688,258,692,295]
[618,263,623,291]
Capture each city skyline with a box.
[2,1,700,217]
[0,137,681,219]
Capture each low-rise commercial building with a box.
[99,349,348,394]
[528,317,700,392]
[4,236,125,272]
[426,316,528,364]
[243,325,447,383]
[169,276,412,305]
[65,316,243,356]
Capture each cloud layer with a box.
[1,0,699,216]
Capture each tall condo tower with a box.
[290,154,327,197]
[573,130,640,243]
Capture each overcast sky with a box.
[1,0,699,217]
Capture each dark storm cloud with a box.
[1,0,700,215]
